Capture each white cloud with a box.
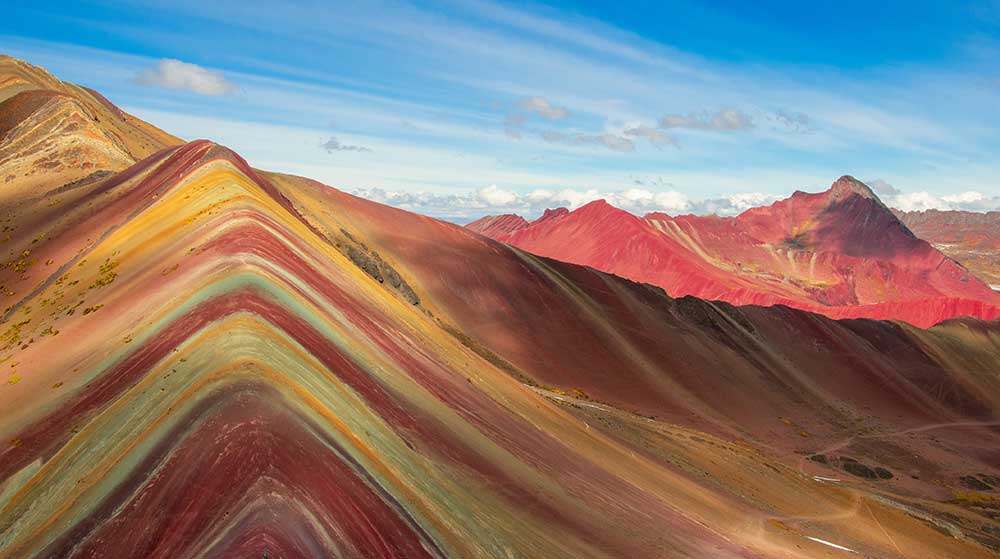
[688,193,783,216]
[597,133,635,152]
[539,130,635,152]
[25,0,996,204]
[609,188,691,213]
[890,191,952,211]
[623,124,677,148]
[356,182,1000,223]
[546,188,604,208]
[477,184,518,205]
[851,179,1000,213]
[134,59,236,95]
[504,96,572,141]
[525,189,555,202]
[660,108,753,130]
[943,191,989,204]
[883,189,1000,212]
[768,110,813,133]
[517,96,570,120]
[321,137,372,153]
[353,185,702,221]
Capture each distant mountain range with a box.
[896,209,1000,287]
[2,54,999,558]
[469,178,1000,327]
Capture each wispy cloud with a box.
[539,130,635,152]
[134,59,236,95]
[659,108,754,130]
[504,112,527,139]
[505,95,571,140]
[321,137,372,153]
[768,110,813,133]
[517,96,570,120]
[11,0,998,207]
[624,124,677,148]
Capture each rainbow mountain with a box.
[1,55,999,558]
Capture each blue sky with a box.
[3,0,1000,220]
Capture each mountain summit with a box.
[829,174,880,200]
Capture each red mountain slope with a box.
[472,177,1000,327]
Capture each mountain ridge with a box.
[469,178,1000,327]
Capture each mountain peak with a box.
[535,207,569,223]
[575,198,624,215]
[466,213,529,236]
[829,175,879,201]
[571,198,638,221]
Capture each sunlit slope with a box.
[280,169,1000,554]
[0,55,181,201]
[0,140,996,557]
[0,141,797,558]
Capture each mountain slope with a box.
[0,55,181,202]
[0,57,999,558]
[897,209,1000,287]
[472,177,1000,327]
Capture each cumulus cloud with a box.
[477,184,517,205]
[611,188,690,213]
[134,59,236,95]
[349,185,799,222]
[860,179,1000,212]
[889,190,1000,212]
[660,108,753,130]
[688,193,783,216]
[321,137,372,153]
[517,96,570,120]
[342,172,1000,223]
